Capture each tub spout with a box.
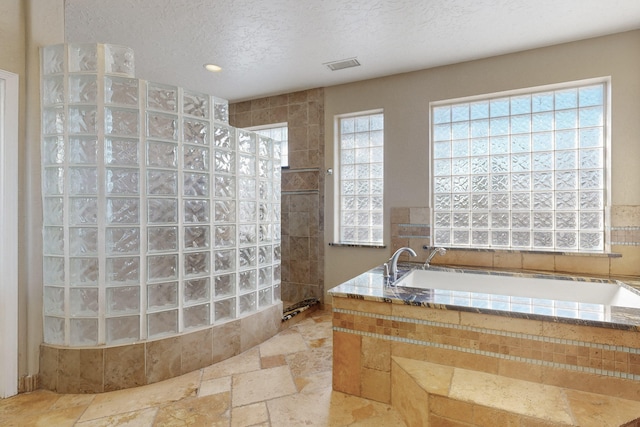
[385,247,417,281]
[423,247,446,269]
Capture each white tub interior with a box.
[394,269,640,309]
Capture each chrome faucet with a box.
[423,247,446,269]
[385,247,417,281]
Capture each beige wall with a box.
[324,30,640,300]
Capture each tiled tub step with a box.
[391,356,640,427]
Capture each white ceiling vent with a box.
[324,58,361,71]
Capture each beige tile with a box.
[77,371,200,422]
[146,337,181,385]
[181,328,213,374]
[555,254,610,276]
[390,207,410,224]
[493,252,522,270]
[460,312,543,335]
[1,404,87,427]
[429,394,475,424]
[198,376,231,397]
[611,245,640,276]
[212,319,241,363]
[232,365,297,407]
[261,354,287,368]
[409,207,429,224]
[259,328,308,357]
[104,343,145,391]
[286,346,333,378]
[57,348,104,394]
[391,364,430,427]
[391,304,460,324]
[202,347,261,381]
[449,368,573,424]
[231,402,269,427]
[38,344,58,391]
[240,303,282,352]
[75,407,158,427]
[50,393,96,410]
[154,393,230,426]
[361,336,390,371]
[332,331,362,396]
[564,388,640,427]
[0,390,61,421]
[360,367,391,403]
[522,253,555,272]
[294,370,333,394]
[392,357,454,396]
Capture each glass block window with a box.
[250,123,288,168]
[337,111,384,244]
[431,80,607,252]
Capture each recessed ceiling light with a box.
[324,58,360,71]
[204,63,222,72]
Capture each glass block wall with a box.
[41,43,281,347]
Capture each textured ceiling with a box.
[64,0,640,102]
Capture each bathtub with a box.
[329,263,640,406]
[393,268,640,311]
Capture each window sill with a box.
[329,242,387,249]
[424,246,622,258]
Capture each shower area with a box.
[38,43,283,393]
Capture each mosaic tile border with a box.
[333,307,640,382]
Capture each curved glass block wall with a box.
[41,43,281,347]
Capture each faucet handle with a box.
[383,262,390,278]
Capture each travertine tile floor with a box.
[0,310,407,426]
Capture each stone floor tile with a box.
[201,347,261,381]
[198,376,231,397]
[153,393,230,426]
[230,402,269,427]
[258,329,308,357]
[75,407,158,427]
[232,365,297,407]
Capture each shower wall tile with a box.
[104,343,145,391]
[212,319,241,364]
[57,348,104,394]
[146,337,181,384]
[181,328,213,374]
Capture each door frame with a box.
[0,69,19,398]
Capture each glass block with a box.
[239,292,257,316]
[239,247,256,269]
[147,141,177,168]
[148,310,178,338]
[105,76,138,106]
[183,91,209,118]
[580,148,603,169]
[69,227,98,255]
[556,191,577,210]
[214,150,235,174]
[42,44,65,75]
[147,170,177,195]
[106,227,140,254]
[105,107,139,137]
[43,256,65,285]
[148,199,178,223]
[258,287,272,308]
[184,304,210,329]
[44,286,64,315]
[184,226,210,250]
[184,278,210,304]
[184,199,209,223]
[259,225,271,243]
[471,230,489,245]
[43,76,64,105]
[147,254,178,282]
[214,249,235,272]
[273,264,281,283]
[69,167,98,195]
[184,252,210,277]
[147,282,178,309]
[580,232,603,251]
[239,201,257,222]
[43,316,65,345]
[68,106,97,134]
[214,125,234,149]
[556,231,577,249]
[533,212,553,229]
[106,138,139,166]
[184,119,208,145]
[147,83,177,112]
[184,172,209,197]
[147,113,178,140]
[214,274,235,298]
[106,315,140,345]
[239,270,256,293]
[106,286,140,314]
[512,231,530,247]
[213,97,229,122]
[69,137,98,164]
[258,159,272,179]
[68,43,97,72]
[580,212,603,230]
[104,44,135,76]
[273,244,281,262]
[273,282,281,301]
[106,168,139,194]
[107,198,139,224]
[69,258,98,286]
[212,201,235,225]
[259,203,270,222]
[214,175,235,199]
[490,231,508,246]
[580,170,603,189]
[214,298,236,321]
[239,178,256,200]
[580,191,603,209]
[43,107,65,135]
[579,107,603,128]
[239,154,256,176]
[70,318,98,346]
[213,225,234,248]
[533,231,553,248]
[147,226,178,252]
[43,226,64,255]
[259,267,272,287]
[183,145,209,171]
[105,256,139,285]
[259,181,272,201]
[69,75,97,103]
[70,288,99,316]
[43,136,65,165]
[238,131,256,154]
[239,224,256,245]
[44,197,64,225]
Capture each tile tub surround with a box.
[39,303,282,393]
[329,264,640,406]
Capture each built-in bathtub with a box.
[329,263,640,406]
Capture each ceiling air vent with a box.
[324,58,361,71]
